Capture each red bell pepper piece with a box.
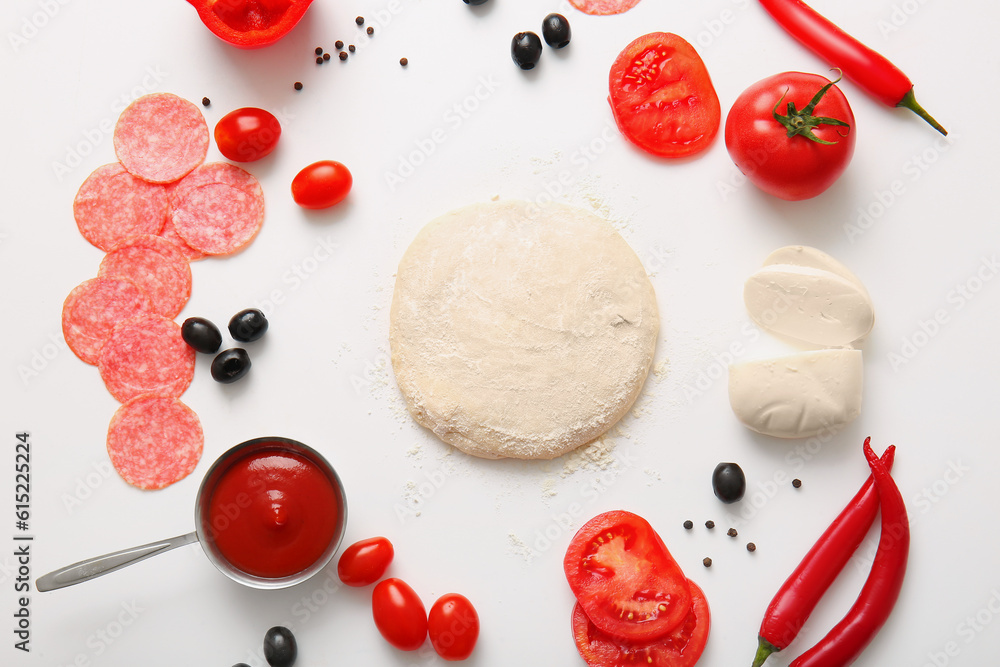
[187,0,315,49]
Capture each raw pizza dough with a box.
[389,201,659,460]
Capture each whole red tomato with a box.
[291,160,352,209]
[372,578,427,651]
[214,107,281,162]
[428,593,479,661]
[725,72,856,201]
[337,536,394,587]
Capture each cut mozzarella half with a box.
[744,264,875,347]
[728,349,863,439]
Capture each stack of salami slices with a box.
[61,93,266,490]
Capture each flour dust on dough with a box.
[389,200,659,460]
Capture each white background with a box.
[2,0,1000,666]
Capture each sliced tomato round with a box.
[608,32,720,158]
[564,510,692,642]
[573,580,710,667]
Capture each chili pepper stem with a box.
[751,636,781,667]
[897,88,947,135]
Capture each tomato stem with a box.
[752,636,780,667]
[896,88,948,136]
[772,74,850,145]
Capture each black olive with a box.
[211,348,251,384]
[463,0,489,4]
[264,626,297,667]
[712,462,747,503]
[181,317,222,354]
[229,308,268,342]
[542,13,571,49]
[511,32,542,70]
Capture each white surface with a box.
[2,1,999,666]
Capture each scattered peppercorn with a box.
[728,528,738,537]
[201,97,211,107]
[793,478,802,488]
[747,542,757,552]
[293,82,303,91]
[316,56,323,64]
[703,557,713,567]
[683,520,693,530]
[335,40,344,49]
[323,52,331,61]
[705,520,715,529]
[399,57,408,67]
[355,16,364,25]
[315,46,323,55]
[367,26,374,35]
[348,44,356,52]
[339,51,348,61]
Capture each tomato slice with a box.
[572,580,710,667]
[608,33,720,158]
[564,510,692,642]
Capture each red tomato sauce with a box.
[206,447,340,578]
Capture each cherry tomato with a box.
[337,536,394,587]
[428,593,479,661]
[372,578,427,651]
[609,32,720,158]
[573,580,711,667]
[564,510,692,642]
[214,107,281,162]
[725,72,856,201]
[291,160,352,209]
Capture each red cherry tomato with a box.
[372,578,427,651]
[428,593,480,661]
[291,160,353,209]
[573,580,711,667]
[214,107,281,162]
[725,72,856,200]
[608,32,720,158]
[337,536,394,587]
[563,510,692,642]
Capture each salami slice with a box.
[107,394,204,490]
[113,93,209,184]
[158,218,206,261]
[569,0,641,15]
[99,235,193,318]
[98,315,195,402]
[73,163,170,251]
[62,277,152,365]
[171,180,265,255]
[171,162,261,203]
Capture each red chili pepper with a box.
[758,0,947,135]
[751,442,895,667]
[788,439,910,667]
[187,0,315,49]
